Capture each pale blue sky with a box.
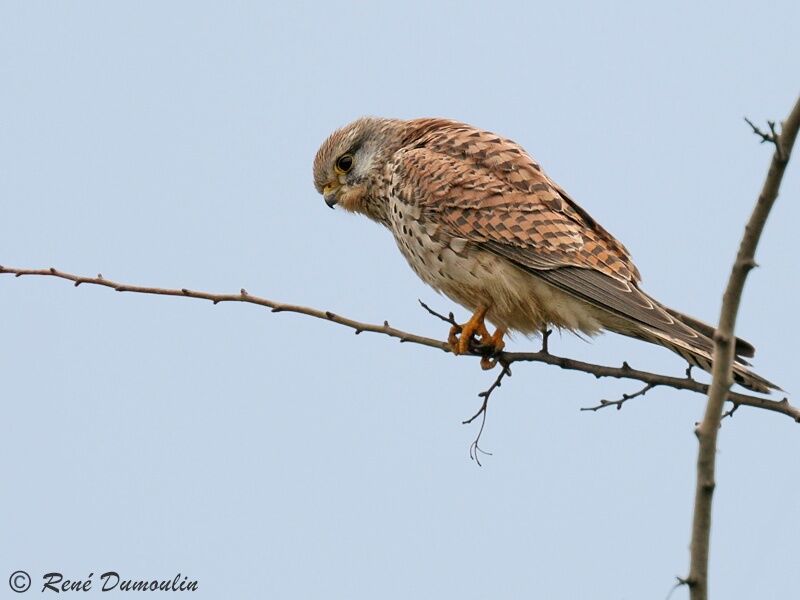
[1,2,799,598]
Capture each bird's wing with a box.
[400,119,640,280]
[392,123,707,343]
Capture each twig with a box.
[744,117,784,159]
[686,96,800,599]
[2,265,798,423]
[666,576,691,600]
[721,402,740,421]
[541,328,553,354]
[418,299,457,326]
[462,361,511,465]
[580,383,655,412]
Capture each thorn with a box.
[354,329,362,335]
[49,267,56,273]
[97,273,103,279]
[240,288,248,296]
[622,361,631,370]
[213,299,220,305]
[74,281,81,287]
[181,288,189,294]
[384,320,390,328]
[325,311,334,319]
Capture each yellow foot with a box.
[448,308,507,369]
[479,328,507,370]
[449,306,491,355]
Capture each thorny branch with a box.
[683,97,800,600]
[1,264,798,429]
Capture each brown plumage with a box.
[313,117,778,392]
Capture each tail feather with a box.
[662,306,755,360]
[639,324,781,394]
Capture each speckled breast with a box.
[387,195,498,312]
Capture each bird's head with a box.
[313,117,402,220]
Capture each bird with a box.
[313,117,778,393]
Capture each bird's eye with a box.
[336,154,354,173]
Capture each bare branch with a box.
[686,95,800,599]
[580,383,655,413]
[1,265,447,349]
[1,264,798,424]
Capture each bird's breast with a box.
[387,198,510,321]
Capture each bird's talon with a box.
[448,306,490,355]
[476,328,506,369]
[448,307,507,367]
[448,324,462,349]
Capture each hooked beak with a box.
[323,183,340,209]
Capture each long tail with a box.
[635,305,781,394]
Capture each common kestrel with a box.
[313,117,777,393]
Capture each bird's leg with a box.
[449,305,491,355]
[478,327,507,370]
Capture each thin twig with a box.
[666,577,690,600]
[744,117,784,160]
[580,383,655,412]
[418,299,457,326]
[686,96,800,599]
[462,361,511,465]
[721,402,740,421]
